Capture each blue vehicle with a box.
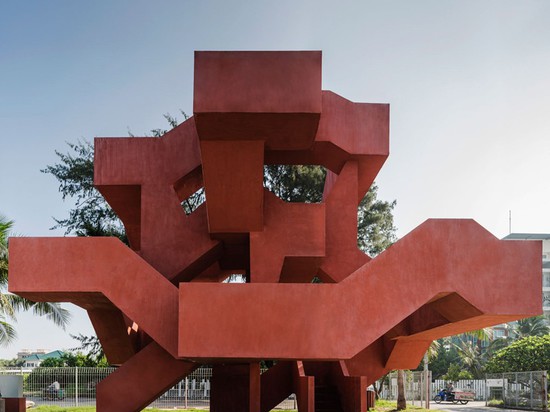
[42,381,65,401]
[434,388,470,404]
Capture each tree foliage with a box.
[421,329,510,379]
[485,335,550,373]
[442,363,473,381]
[357,185,397,256]
[264,165,326,203]
[41,141,126,241]
[511,316,549,340]
[0,357,24,367]
[41,351,108,367]
[70,333,107,365]
[423,339,459,379]
[453,338,488,379]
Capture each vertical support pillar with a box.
[292,361,314,412]
[336,376,366,412]
[200,140,264,233]
[211,363,260,412]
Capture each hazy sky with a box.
[1,0,549,359]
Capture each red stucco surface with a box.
[9,51,541,412]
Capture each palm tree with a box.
[454,339,486,379]
[511,316,550,339]
[396,369,406,410]
[0,215,70,345]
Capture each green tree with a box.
[0,215,16,343]
[0,357,25,367]
[442,363,473,381]
[454,339,487,379]
[357,185,397,256]
[41,141,126,240]
[419,338,459,379]
[485,335,550,373]
[511,316,550,339]
[70,333,109,366]
[396,369,406,410]
[0,215,70,345]
[41,351,107,367]
[264,165,326,203]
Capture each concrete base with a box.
[3,398,25,412]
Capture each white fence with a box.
[433,378,487,400]
[379,370,548,407]
[380,374,491,401]
[380,373,492,402]
[6,366,546,410]
[0,366,296,409]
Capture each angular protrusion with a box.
[194,51,322,150]
[179,220,541,363]
[265,90,389,190]
[94,118,220,281]
[9,237,179,358]
[385,340,432,370]
[316,91,389,157]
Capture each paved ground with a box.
[433,400,524,412]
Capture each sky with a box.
[1,0,550,359]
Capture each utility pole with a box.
[424,352,430,409]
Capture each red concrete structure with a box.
[9,51,541,412]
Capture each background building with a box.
[17,349,64,368]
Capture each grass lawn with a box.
[31,408,209,412]
[373,399,438,412]
[31,400,437,412]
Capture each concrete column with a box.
[211,363,261,412]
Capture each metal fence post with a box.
[543,371,548,412]
[75,366,79,407]
[531,372,534,410]
[419,373,426,407]
[501,373,508,406]
[184,376,188,409]
[515,372,519,408]
[485,375,487,406]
